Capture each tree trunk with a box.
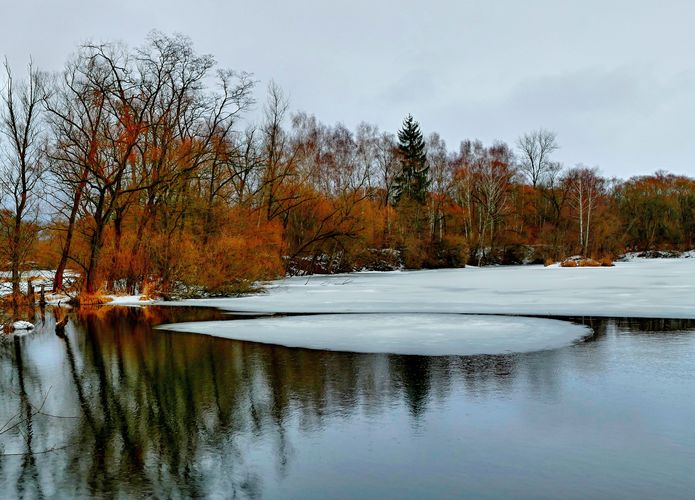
[11,216,22,305]
[54,172,87,292]
[584,193,592,256]
[84,222,105,295]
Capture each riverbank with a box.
[3,255,694,321]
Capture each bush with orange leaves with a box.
[190,222,285,294]
[146,209,286,298]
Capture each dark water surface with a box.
[1,307,694,499]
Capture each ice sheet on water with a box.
[158,314,590,356]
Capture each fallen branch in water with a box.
[1,441,77,457]
[0,389,51,437]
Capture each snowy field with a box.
[166,258,695,319]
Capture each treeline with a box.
[1,32,694,301]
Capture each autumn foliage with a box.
[2,33,695,302]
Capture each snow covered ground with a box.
[0,270,151,307]
[106,295,155,306]
[159,314,591,356]
[0,270,56,296]
[0,270,81,305]
[165,258,695,319]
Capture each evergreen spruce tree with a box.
[393,114,430,205]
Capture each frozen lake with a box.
[163,259,695,319]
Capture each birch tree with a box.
[564,165,604,256]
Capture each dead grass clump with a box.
[544,258,556,267]
[72,294,113,306]
[560,257,604,267]
[599,256,615,267]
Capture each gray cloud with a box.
[2,0,695,178]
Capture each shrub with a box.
[72,293,113,306]
[352,248,403,272]
[400,236,427,269]
[560,256,605,267]
[423,235,468,268]
[599,256,614,267]
[501,244,533,265]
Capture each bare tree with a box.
[261,80,296,223]
[471,142,516,264]
[374,132,398,206]
[451,141,477,244]
[44,42,144,295]
[130,32,254,285]
[427,132,454,242]
[516,128,558,188]
[354,122,378,191]
[285,114,371,269]
[47,33,254,294]
[453,140,516,264]
[563,165,604,255]
[0,59,46,307]
[45,51,108,293]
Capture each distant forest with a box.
[1,32,693,301]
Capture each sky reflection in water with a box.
[0,307,694,499]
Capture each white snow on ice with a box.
[158,314,591,356]
[164,259,695,319]
[12,321,35,331]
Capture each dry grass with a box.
[560,257,602,267]
[559,256,614,267]
[72,294,113,306]
[599,256,615,267]
[139,280,158,301]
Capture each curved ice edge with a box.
[156,313,592,356]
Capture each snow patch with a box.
[618,250,695,261]
[12,321,35,331]
[106,295,155,305]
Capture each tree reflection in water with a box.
[0,308,693,498]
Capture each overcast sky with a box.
[2,0,695,178]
